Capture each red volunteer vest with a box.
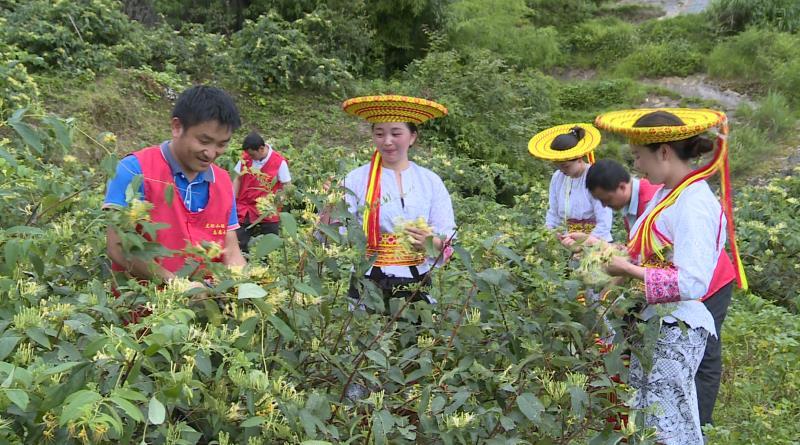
[624,179,662,235]
[236,150,286,224]
[111,146,233,274]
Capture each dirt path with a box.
[619,0,712,18]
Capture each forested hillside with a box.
[0,0,798,443]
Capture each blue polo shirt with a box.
[103,141,239,230]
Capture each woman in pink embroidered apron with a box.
[586,108,748,445]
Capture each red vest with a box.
[236,150,286,224]
[111,146,233,274]
[624,178,662,235]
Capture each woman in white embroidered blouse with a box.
[578,109,746,445]
[339,96,455,307]
[528,123,613,242]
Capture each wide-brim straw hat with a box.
[594,108,724,144]
[342,95,448,124]
[527,123,601,161]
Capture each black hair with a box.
[242,131,265,151]
[371,122,419,133]
[586,159,631,192]
[171,85,242,132]
[551,126,585,151]
[633,111,714,160]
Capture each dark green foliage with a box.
[707,28,800,103]
[613,41,704,78]
[567,18,638,67]
[446,0,563,70]
[709,0,800,34]
[230,12,352,93]
[0,0,137,73]
[525,0,604,27]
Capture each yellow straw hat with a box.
[594,108,724,144]
[527,123,601,161]
[342,95,448,124]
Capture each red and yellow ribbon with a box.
[363,150,382,248]
[628,113,748,289]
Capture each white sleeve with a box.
[673,195,722,300]
[233,160,243,175]
[545,172,561,229]
[590,196,614,242]
[277,160,291,183]
[429,176,456,239]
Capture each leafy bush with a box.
[0,0,139,73]
[294,3,379,77]
[734,169,800,311]
[446,0,563,70]
[707,28,800,101]
[557,78,644,112]
[735,92,795,140]
[568,17,638,68]
[0,42,40,119]
[397,48,558,177]
[230,12,352,94]
[136,23,228,81]
[526,0,603,27]
[636,13,716,52]
[705,294,800,444]
[613,41,704,78]
[709,0,800,34]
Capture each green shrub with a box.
[447,0,563,70]
[230,12,352,94]
[707,28,800,97]
[0,0,139,73]
[568,17,638,68]
[705,294,800,443]
[526,0,602,27]
[557,78,644,112]
[0,42,40,119]
[613,41,704,78]
[709,0,800,34]
[734,170,800,311]
[397,48,558,177]
[636,13,716,52]
[735,92,795,140]
[294,3,379,76]
[137,23,228,81]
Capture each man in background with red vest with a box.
[104,85,246,285]
[233,131,291,253]
[585,159,661,237]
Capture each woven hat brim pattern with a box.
[342,95,448,124]
[594,108,724,145]
[527,123,601,161]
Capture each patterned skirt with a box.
[629,324,709,445]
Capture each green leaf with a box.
[42,115,72,150]
[365,350,388,369]
[280,212,297,237]
[38,361,84,379]
[4,388,29,410]
[241,416,266,427]
[0,337,22,361]
[4,226,44,236]
[9,119,43,154]
[517,393,544,422]
[253,233,283,257]
[371,409,394,445]
[60,390,102,425]
[112,388,148,402]
[301,441,333,445]
[268,315,295,342]
[25,327,51,348]
[238,282,267,299]
[111,395,144,422]
[148,396,166,425]
[293,281,319,296]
